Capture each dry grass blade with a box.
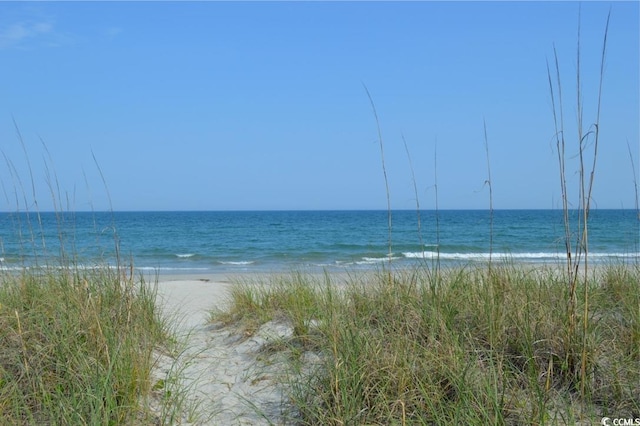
[402,133,425,257]
[546,6,611,397]
[483,119,494,268]
[434,139,441,275]
[363,84,393,276]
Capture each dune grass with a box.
[0,124,186,424]
[0,264,174,425]
[1,7,632,425]
[218,264,640,425]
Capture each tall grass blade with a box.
[363,84,393,275]
[401,133,425,259]
[483,118,494,268]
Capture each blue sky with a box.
[0,1,638,211]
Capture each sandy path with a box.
[148,275,296,425]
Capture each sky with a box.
[0,1,638,212]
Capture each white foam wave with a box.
[176,253,196,258]
[137,266,210,271]
[403,251,554,260]
[218,261,255,265]
[360,256,401,263]
[0,264,119,272]
[0,266,25,271]
[403,251,640,261]
[334,256,402,266]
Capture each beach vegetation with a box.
[0,5,634,426]
[214,8,639,425]
[547,6,610,398]
[220,264,640,425]
[0,139,180,424]
[0,265,173,424]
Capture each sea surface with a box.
[0,210,638,274]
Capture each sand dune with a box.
[149,275,296,425]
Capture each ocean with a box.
[0,210,638,274]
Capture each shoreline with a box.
[149,260,636,283]
[149,262,639,424]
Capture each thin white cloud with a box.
[104,26,123,39]
[0,20,54,49]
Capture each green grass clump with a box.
[215,272,326,342]
[0,266,169,425]
[218,264,640,425]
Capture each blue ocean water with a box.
[0,210,638,274]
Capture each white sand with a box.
[148,274,297,425]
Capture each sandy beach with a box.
[144,263,632,424]
[149,273,297,425]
